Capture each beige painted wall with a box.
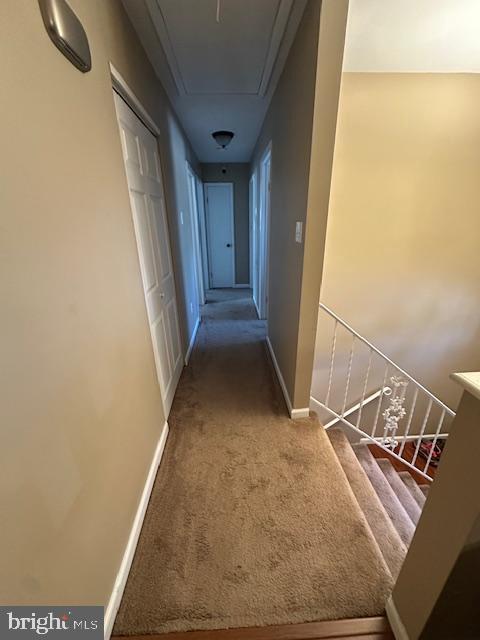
[251,0,348,409]
[0,0,197,607]
[317,73,480,411]
[201,163,250,285]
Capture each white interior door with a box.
[258,149,272,319]
[114,92,183,416]
[205,183,235,288]
[186,165,205,305]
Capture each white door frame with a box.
[204,182,235,288]
[248,174,254,290]
[186,162,205,305]
[111,64,160,136]
[249,171,259,317]
[196,177,210,295]
[258,143,272,320]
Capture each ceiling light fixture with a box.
[212,130,234,149]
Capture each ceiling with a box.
[344,0,480,72]
[122,0,306,162]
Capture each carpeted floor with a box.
[113,289,392,636]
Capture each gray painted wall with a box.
[201,163,250,286]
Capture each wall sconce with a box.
[39,0,91,72]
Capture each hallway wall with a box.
[0,0,198,610]
[251,0,349,411]
[201,163,250,286]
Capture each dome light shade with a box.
[212,130,234,149]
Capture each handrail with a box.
[319,303,455,417]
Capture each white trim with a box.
[257,0,295,96]
[310,388,385,429]
[144,0,186,96]
[109,63,160,136]
[386,597,410,640]
[186,161,206,305]
[291,407,310,419]
[360,433,448,444]
[258,143,272,320]
[185,316,200,365]
[266,336,309,420]
[253,297,261,320]
[104,421,169,639]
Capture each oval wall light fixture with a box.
[212,131,234,149]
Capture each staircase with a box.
[326,427,429,578]
[310,302,455,579]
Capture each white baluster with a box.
[372,364,389,438]
[341,335,355,416]
[424,409,446,474]
[356,349,373,429]
[325,320,338,406]
[399,387,418,457]
[412,398,433,467]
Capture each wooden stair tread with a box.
[112,616,394,639]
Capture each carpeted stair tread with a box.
[419,484,430,498]
[327,428,406,577]
[353,444,415,547]
[398,471,426,508]
[376,459,422,525]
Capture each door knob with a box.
[226,243,232,247]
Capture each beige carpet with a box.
[327,428,406,578]
[113,290,392,636]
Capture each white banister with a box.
[318,303,455,418]
[311,303,456,481]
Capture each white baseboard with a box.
[386,596,410,640]
[290,407,310,419]
[233,284,251,289]
[104,422,169,639]
[185,316,200,365]
[265,336,309,420]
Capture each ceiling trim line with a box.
[257,0,294,96]
[145,0,187,96]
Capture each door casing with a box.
[258,143,272,320]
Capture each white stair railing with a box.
[311,303,456,481]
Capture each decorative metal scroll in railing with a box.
[310,303,456,481]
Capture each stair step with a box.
[327,428,406,577]
[419,484,430,498]
[353,444,415,547]
[398,471,426,509]
[376,459,422,525]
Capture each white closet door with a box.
[114,92,182,416]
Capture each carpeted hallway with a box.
[113,289,392,636]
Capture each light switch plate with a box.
[295,221,303,244]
